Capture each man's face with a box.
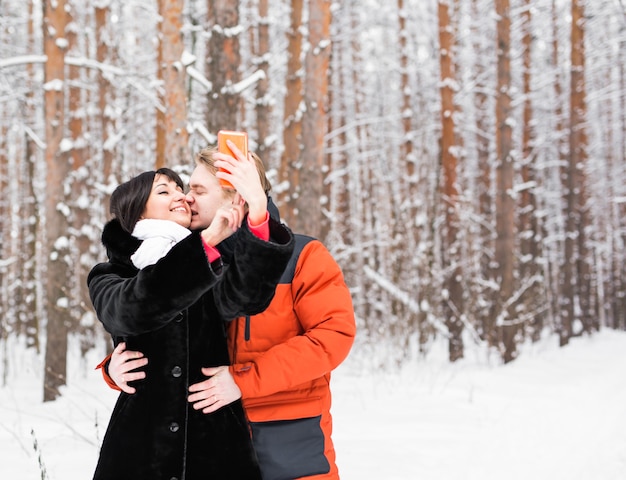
[186,164,231,230]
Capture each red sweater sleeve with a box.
[201,211,270,261]
[247,211,270,240]
[95,353,122,392]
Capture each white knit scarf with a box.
[130,219,191,269]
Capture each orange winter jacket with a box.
[228,234,356,421]
[229,234,356,480]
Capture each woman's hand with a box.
[200,197,245,246]
[214,141,268,225]
[188,366,242,414]
[109,342,148,394]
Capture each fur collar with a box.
[101,219,142,265]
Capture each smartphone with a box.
[217,130,248,189]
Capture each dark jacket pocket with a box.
[250,415,330,480]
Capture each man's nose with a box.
[185,193,195,204]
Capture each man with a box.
[99,148,356,479]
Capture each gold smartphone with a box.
[217,130,248,189]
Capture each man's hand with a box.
[109,342,148,394]
[214,142,268,225]
[188,366,242,414]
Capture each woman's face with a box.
[141,174,191,228]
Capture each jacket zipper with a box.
[232,315,250,364]
[244,315,251,341]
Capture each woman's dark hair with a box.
[109,167,185,233]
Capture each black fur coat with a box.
[88,217,294,480]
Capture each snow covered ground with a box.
[2,329,626,479]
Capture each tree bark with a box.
[298,0,331,237]
[398,0,413,171]
[206,0,243,132]
[67,4,93,350]
[548,0,569,342]
[519,0,544,342]
[278,0,304,227]
[95,4,114,185]
[568,0,593,337]
[20,0,41,353]
[157,0,190,168]
[493,0,516,362]
[0,125,7,371]
[471,0,495,345]
[438,0,464,362]
[255,0,272,161]
[43,0,70,402]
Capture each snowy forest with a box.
[0,0,624,402]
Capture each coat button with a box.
[171,366,182,378]
[169,422,180,433]
[175,312,183,322]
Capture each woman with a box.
[89,154,294,479]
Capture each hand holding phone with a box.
[217,130,248,189]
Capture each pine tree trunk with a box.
[519,0,544,342]
[471,0,494,345]
[95,4,114,184]
[398,0,412,170]
[43,0,70,402]
[298,0,331,237]
[493,0,516,362]
[0,126,7,368]
[255,0,272,161]
[549,0,569,342]
[23,139,40,353]
[616,33,626,330]
[278,0,304,227]
[157,0,190,168]
[438,1,464,362]
[569,0,593,334]
[22,0,40,352]
[206,0,242,132]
